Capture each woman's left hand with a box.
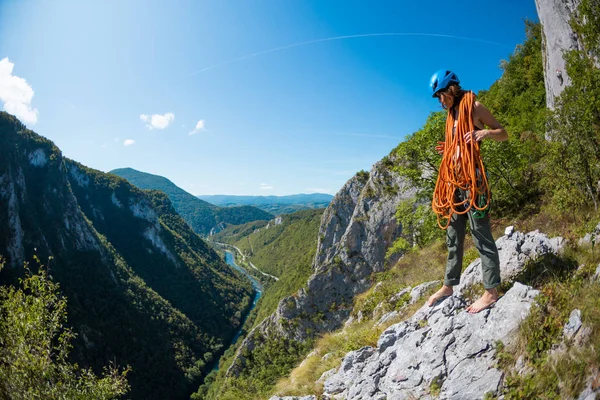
[464,129,488,144]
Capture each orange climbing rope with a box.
[431,91,491,229]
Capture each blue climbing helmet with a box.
[429,70,460,98]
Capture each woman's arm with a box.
[465,101,508,143]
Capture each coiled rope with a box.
[431,91,491,229]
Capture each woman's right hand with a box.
[435,141,445,155]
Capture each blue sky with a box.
[0,0,538,196]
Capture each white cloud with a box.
[0,58,39,125]
[123,139,135,146]
[260,183,274,190]
[140,112,175,130]
[188,119,206,136]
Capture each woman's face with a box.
[437,90,453,109]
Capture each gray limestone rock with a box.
[389,287,412,304]
[535,0,582,110]
[579,222,600,247]
[455,230,565,296]
[574,325,592,348]
[578,374,600,400]
[291,226,563,399]
[317,368,337,383]
[505,225,515,237]
[409,281,440,305]
[344,315,356,329]
[324,346,378,396]
[514,355,528,376]
[269,396,317,400]
[356,311,364,324]
[564,309,583,340]
[593,264,600,281]
[322,283,539,400]
[376,311,400,327]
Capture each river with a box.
[223,251,263,349]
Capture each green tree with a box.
[477,20,547,216]
[545,1,600,210]
[0,257,130,399]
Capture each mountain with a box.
[197,194,334,215]
[0,112,254,400]
[110,168,274,235]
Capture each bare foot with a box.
[427,285,453,306]
[466,288,499,313]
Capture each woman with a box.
[426,70,508,313]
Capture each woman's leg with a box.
[428,211,467,306]
[467,212,501,290]
[465,211,500,312]
[444,211,467,286]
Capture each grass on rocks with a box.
[490,208,600,399]
[272,236,464,397]
[493,243,600,399]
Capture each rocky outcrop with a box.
[535,0,599,113]
[578,375,600,400]
[269,228,565,400]
[265,215,283,229]
[0,125,103,268]
[209,221,227,236]
[578,222,600,246]
[227,158,417,376]
[454,227,565,295]
[535,0,582,110]
[321,283,538,400]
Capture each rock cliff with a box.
[535,0,582,110]
[227,157,417,376]
[535,0,599,111]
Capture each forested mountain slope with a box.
[0,112,253,399]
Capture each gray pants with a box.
[444,192,501,290]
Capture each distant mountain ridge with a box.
[110,168,273,235]
[198,193,333,215]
